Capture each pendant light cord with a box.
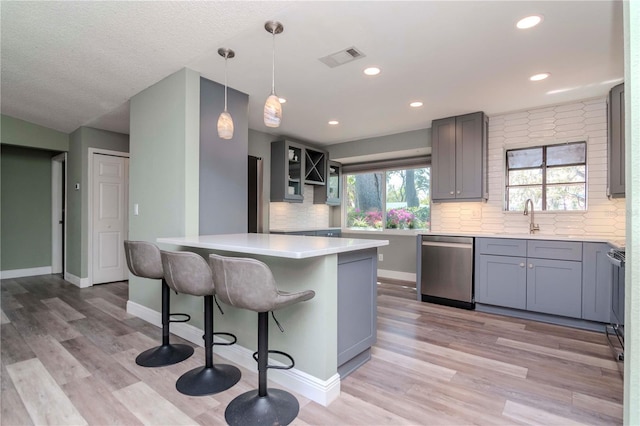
[271,30,276,95]
[224,54,228,112]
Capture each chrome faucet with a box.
[523,198,540,234]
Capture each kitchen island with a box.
[153,233,388,406]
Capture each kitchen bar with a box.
[155,233,388,406]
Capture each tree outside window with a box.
[346,167,430,230]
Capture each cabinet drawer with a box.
[527,240,582,261]
[477,238,527,257]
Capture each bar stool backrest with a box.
[209,254,279,312]
[124,240,163,279]
[160,250,215,296]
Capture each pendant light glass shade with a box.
[264,21,284,128]
[264,94,282,128]
[217,111,234,139]
[217,48,235,140]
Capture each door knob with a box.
[456,190,461,194]
[449,191,454,195]
[519,262,525,267]
[528,263,533,269]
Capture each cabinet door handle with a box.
[449,191,454,195]
[456,190,461,194]
[520,262,525,268]
[528,263,533,269]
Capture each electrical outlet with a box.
[378,253,384,261]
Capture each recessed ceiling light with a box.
[278,97,287,104]
[516,15,543,29]
[410,101,423,108]
[530,72,550,81]
[363,67,381,76]
[328,120,339,125]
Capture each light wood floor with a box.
[1,275,623,425]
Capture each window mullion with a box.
[381,171,387,228]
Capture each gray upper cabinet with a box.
[608,82,625,198]
[303,146,327,185]
[582,243,613,323]
[270,140,304,203]
[314,160,342,205]
[431,111,488,202]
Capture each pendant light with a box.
[217,48,235,140]
[264,21,284,128]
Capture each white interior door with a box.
[92,154,128,284]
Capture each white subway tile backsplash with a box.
[555,102,585,113]
[528,110,556,120]
[431,98,625,239]
[269,185,330,230]
[555,116,586,126]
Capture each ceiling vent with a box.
[319,46,366,68]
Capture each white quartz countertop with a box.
[157,233,389,259]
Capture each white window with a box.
[345,166,431,230]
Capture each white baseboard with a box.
[126,300,341,406]
[64,272,91,288]
[0,266,52,279]
[377,269,416,283]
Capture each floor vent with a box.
[318,46,366,68]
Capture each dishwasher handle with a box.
[421,241,473,250]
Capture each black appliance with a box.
[605,247,625,372]
[248,156,264,233]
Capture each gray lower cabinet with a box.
[270,229,341,237]
[582,242,613,322]
[526,258,582,317]
[475,238,609,322]
[476,254,527,309]
[337,249,377,377]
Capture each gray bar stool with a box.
[209,253,315,426]
[124,241,194,367]
[160,250,241,396]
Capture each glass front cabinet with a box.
[270,140,304,202]
[314,160,342,206]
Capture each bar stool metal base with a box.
[176,363,241,396]
[225,388,299,426]
[135,343,194,367]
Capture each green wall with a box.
[1,115,69,151]
[66,127,129,279]
[128,68,201,315]
[623,0,639,422]
[1,145,56,270]
[342,232,417,277]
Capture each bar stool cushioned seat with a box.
[124,241,194,367]
[209,254,315,426]
[161,250,241,396]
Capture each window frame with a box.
[504,141,587,211]
[343,163,431,232]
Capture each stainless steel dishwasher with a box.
[420,235,475,309]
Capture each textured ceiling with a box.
[1,1,624,146]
